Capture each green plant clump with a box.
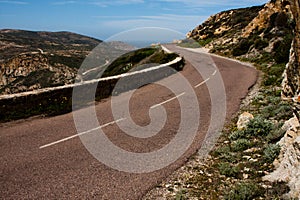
[218,162,240,177]
[198,38,213,47]
[273,34,293,64]
[263,63,287,86]
[231,139,253,152]
[232,39,253,56]
[244,117,273,136]
[263,144,281,163]
[225,182,264,200]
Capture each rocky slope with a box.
[187,5,263,54]
[265,0,300,199]
[187,1,293,64]
[189,0,300,198]
[282,0,300,99]
[0,29,101,95]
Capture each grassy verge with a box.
[166,87,292,199]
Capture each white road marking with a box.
[161,45,173,53]
[39,118,126,149]
[82,60,110,76]
[212,70,217,76]
[194,78,210,88]
[150,92,185,109]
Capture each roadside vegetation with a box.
[157,79,293,199]
[144,7,296,199]
[103,47,178,77]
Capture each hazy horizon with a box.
[0,0,267,40]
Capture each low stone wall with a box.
[0,57,184,122]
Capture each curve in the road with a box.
[0,45,257,199]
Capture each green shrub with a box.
[254,38,269,50]
[263,144,281,163]
[266,127,286,143]
[231,139,253,151]
[262,102,293,120]
[219,162,240,177]
[103,48,157,77]
[232,39,253,56]
[266,95,281,104]
[274,102,294,120]
[229,130,249,141]
[244,117,273,136]
[263,63,286,86]
[225,182,264,200]
[273,34,293,64]
[214,145,231,156]
[274,12,289,28]
[213,146,239,163]
[198,38,213,46]
[178,39,201,48]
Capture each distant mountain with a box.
[0,29,101,62]
[0,29,172,95]
[0,29,102,95]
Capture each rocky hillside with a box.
[180,0,300,198]
[282,0,300,99]
[0,29,101,95]
[187,1,294,65]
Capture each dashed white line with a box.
[39,118,126,149]
[212,70,217,76]
[150,92,185,109]
[40,66,217,149]
[194,78,210,88]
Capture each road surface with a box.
[0,45,257,199]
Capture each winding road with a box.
[0,45,257,199]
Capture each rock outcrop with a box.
[0,29,101,95]
[187,5,263,56]
[262,1,300,198]
[282,0,300,100]
[242,0,290,37]
[0,53,77,94]
[187,0,293,63]
[263,127,300,199]
[237,112,254,130]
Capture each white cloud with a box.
[156,0,267,8]
[0,0,28,5]
[51,0,144,7]
[89,0,144,7]
[99,14,207,34]
[52,1,77,5]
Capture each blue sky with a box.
[0,0,267,40]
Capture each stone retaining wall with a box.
[0,57,184,121]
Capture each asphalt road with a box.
[0,45,257,199]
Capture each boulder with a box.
[282,115,300,132]
[237,112,254,130]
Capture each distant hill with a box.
[0,29,101,62]
[0,29,102,95]
[0,29,177,95]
